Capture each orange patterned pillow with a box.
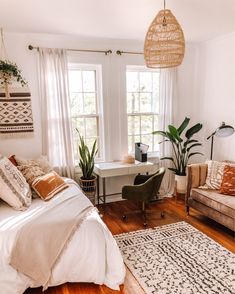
[220,165,235,196]
[32,171,69,200]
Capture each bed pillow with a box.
[15,155,53,174]
[0,157,32,210]
[220,165,235,196]
[32,171,69,201]
[17,163,45,185]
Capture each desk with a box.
[94,161,155,205]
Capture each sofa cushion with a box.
[191,188,235,219]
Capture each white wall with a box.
[196,32,235,161]
[177,32,235,162]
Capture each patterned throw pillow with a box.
[220,165,235,196]
[17,163,45,185]
[200,160,226,190]
[32,171,69,201]
[0,157,32,210]
[15,155,53,174]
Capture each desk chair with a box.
[122,167,166,226]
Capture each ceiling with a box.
[1,0,235,42]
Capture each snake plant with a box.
[77,130,98,179]
[153,117,203,176]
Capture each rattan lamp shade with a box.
[144,9,185,68]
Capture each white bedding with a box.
[0,179,125,294]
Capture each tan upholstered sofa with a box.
[186,163,235,231]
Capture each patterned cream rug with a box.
[115,221,235,294]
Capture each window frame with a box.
[126,65,160,156]
[68,63,104,163]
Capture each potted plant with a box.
[153,117,203,193]
[0,60,27,97]
[77,130,98,204]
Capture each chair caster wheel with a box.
[122,215,126,220]
[144,222,147,227]
[161,212,165,218]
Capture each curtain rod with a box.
[28,45,112,55]
[116,50,143,55]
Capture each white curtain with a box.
[159,68,177,196]
[38,48,75,178]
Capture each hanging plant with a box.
[0,60,27,87]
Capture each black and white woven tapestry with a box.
[0,88,34,138]
[115,221,235,294]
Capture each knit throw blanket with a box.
[0,88,34,138]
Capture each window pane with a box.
[140,93,151,112]
[83,70,96,92]
[126,67,160,154]
[70,93,83,116]
[69,70,82,92]
[72,117,85,137]
[141,115,153,135]
[128,116,140,135]
[141,135,153,152]
[126,71,139,92]
[84,93,96,114]
[127,92,139,113]
[85,117,98,138]
[140,72,152,92]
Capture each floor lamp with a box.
[207,122,234,160]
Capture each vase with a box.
[175,174,187,194]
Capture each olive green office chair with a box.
[122,167,166,226]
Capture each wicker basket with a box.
[144,9,185,68]
[79,176,97,205]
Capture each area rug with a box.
[115,221,235,294]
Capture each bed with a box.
[0,179,125,294]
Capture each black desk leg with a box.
[97,175,100,206]
[103,177,106,206]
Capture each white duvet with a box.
[0,179,125,294]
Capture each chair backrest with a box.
[152,167,166,196]
[143,167,166,200]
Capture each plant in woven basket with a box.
[77,130,98,180]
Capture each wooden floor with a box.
[25,197,235,294]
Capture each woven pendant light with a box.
[144,0,185,68]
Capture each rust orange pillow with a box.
[32,171,69,200]
[220,165,235,196]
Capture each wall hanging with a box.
[144,0,185,68]
[0,29,34,138]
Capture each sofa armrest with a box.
[186,163,208,204]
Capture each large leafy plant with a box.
[77,130,98,179]
[0,60,27,86]
[153,117,203,176]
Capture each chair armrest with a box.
[186,163,208,204]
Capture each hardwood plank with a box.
[25,197,235,294]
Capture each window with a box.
[68,65,103,163]
[126,66,160,154]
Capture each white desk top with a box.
[94,160,154,178]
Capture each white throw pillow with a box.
[15,155,53,174]
[200,160,226,190]
[0,157,32,210]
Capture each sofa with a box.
[186,163,235,231]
